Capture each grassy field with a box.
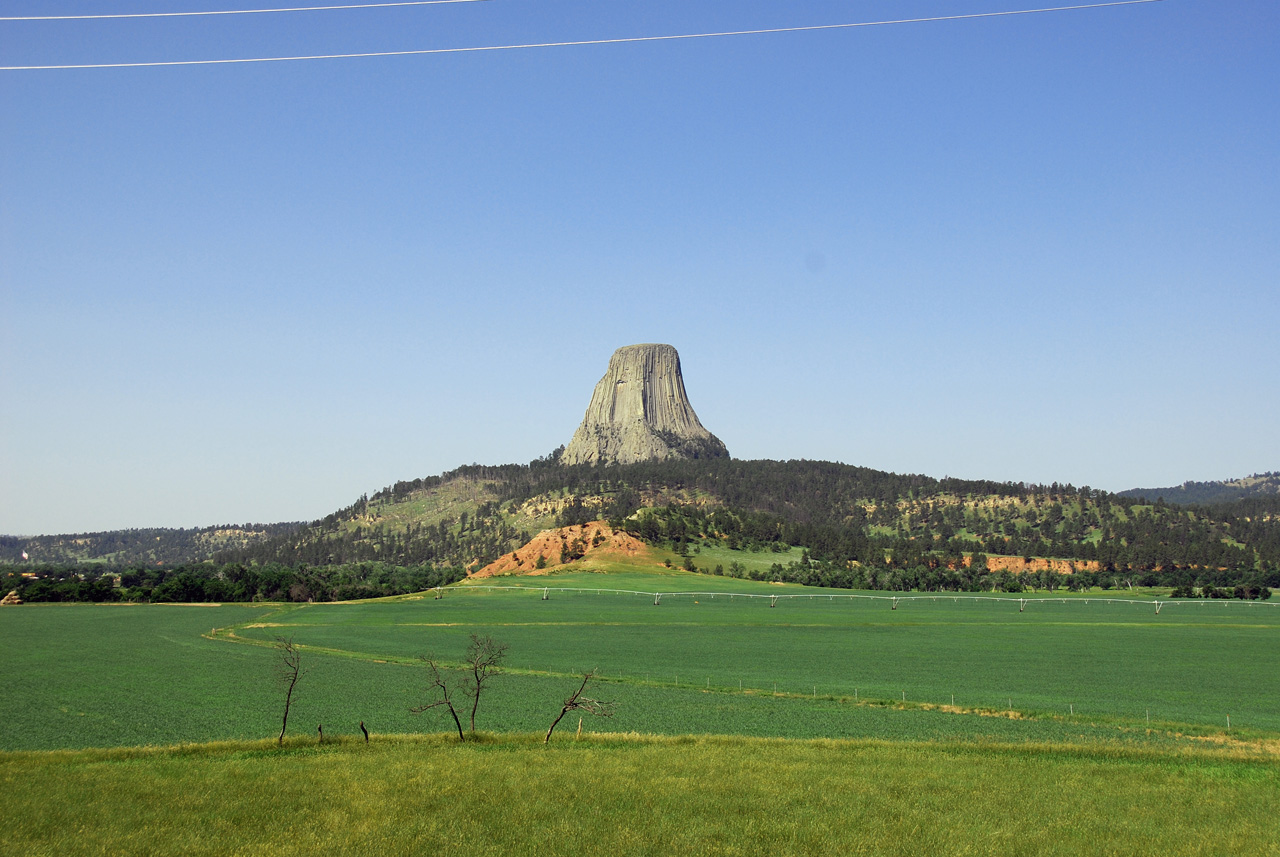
[684,542,807,574]
[2,734,1276,857]
[3,569,1279,855]
[2,570,1277,751]
[267,571,1280,733]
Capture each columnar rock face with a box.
[562,344,729,466]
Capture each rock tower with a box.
[561,344,729,466]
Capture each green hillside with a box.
[0,522,301,566]
[7,459,1278,605]
[216,459,1280,589]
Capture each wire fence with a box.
[434,584,1280,613]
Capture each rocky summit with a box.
[561,344,729,466]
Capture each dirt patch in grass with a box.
[1184,732,1280,757]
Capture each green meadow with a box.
[3,735,1277,857]
[2,569,1278,854]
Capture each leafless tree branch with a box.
[411,655,466,741]
[462,634,508,733]
[545,671,616,743]
[275,636,309,746]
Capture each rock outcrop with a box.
[470,521,650,577]
[562,344,729,466]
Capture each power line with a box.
[0,0,491,21]
[1,0,1167,71]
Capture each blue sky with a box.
[2,0,1277,534]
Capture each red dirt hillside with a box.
[971,556,1099,575]
[471,521,649,578]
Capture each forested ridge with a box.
[219,458,1280,579]
[1118,472,1280,505]
[0,523,301,566]
[6,458,1277,603]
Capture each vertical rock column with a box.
[561,344,729,466]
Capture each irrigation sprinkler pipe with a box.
[440,585,1279,609]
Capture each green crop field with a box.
[3,570,1278,855]
[2,570,1278,751]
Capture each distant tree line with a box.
[688,555,1273,597]
[0,562,465,604]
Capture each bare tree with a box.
[411,655,466,742]
[463,634,508,733]
[275,636,308,746]
[545,671,616,744]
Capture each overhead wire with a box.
[1,0,1167,71]
[0,0,491,21]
